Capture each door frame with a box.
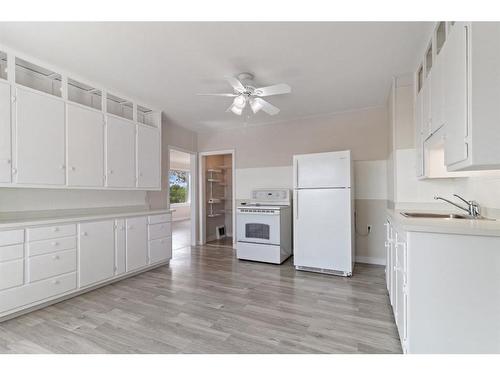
[198,149,236,248]
[168,145,197,247]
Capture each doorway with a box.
[169,147,196,252]
[199,150,235,249]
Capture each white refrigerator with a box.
[293,150,354,276]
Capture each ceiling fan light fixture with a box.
[230,104,243,116]
[250,98,263,114]
[234,95,246,108]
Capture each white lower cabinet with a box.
[385,219,408,353]
[126,216,148,271]
[0,81,12,183]
[386,215,500,353]
[0,211,171,320]
[115,219,126,275]
[79,220,115,287]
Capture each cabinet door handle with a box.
[60,165,66,170]
[70,166,76,171]
[82,231,88,236]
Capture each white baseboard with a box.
[355,256,386,266]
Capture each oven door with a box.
[236,209,281,245]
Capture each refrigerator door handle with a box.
[295,190,299,219]
[295,160,299,188]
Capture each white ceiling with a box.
[0,22,433,132]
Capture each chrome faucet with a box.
[434,194,481,218]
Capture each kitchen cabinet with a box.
[421,78,431,139]
[0,81,11,183]
[126,216,148,271]
[67,104,105,187]
[115,219,126,275]
[79,220,115,287]
[414,91,424,178]
[416,22,500,173]
[0,210,171,321]
[137,125,161,189]
[106,116,136,188]
[14,87,65,185]
[443,22,469,167]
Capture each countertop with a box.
[387,208,500,237]
[0,206,173,230]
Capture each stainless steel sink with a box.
[400,212,482,219]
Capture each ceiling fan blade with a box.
[252,98,280,115]
[225,76,246,93]
[197,93,237,97]
[253,83,291,97]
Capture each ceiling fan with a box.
[197,73,291,116]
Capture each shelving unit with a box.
[67,78,102,110]
[137,105,156,127]
[15,58,62,97]
[0,51,7,81]
[207,168,226,218]
[106,93,133,120]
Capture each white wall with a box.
[199,108,390,265]
[0,189,147,212]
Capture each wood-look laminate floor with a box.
[0,245,402,354]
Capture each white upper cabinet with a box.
[137,125,161,188]
[15,87,65,185]
[67,104,105,187]
[0,81,11,183]
[106,116,136,188]
[443,22,469,167]
[0,49,161,190]
[416,22,500,173]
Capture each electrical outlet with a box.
[367,225,372,233]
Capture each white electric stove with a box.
[236,189,292,264]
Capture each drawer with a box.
[28,236,76,257]
[0,272,76,314]
[29,249,76,283]
[0,243,24,262]
[27,224,76,242]
[149,237,172,264]
[0,259,24,291]
[148,222,171,240]
[0,229,24,246]
[148,214,171,224]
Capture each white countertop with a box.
[387,208,500,237]
[0,206,173,230]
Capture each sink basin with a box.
[401,212,474,219]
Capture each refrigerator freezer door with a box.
[293,188,352,272]
[294,151,351,189]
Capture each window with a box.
[169,169,190,205]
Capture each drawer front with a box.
[149,237,172,264]
[0,229,24,246]
[148,214,171,224]
[27,224,76,242]
[0,260,24,291]
[148,222,171,240]
[0,243,24,262]
[0,272,76,314]
[28,236,76,257]
[29,249,77,282]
